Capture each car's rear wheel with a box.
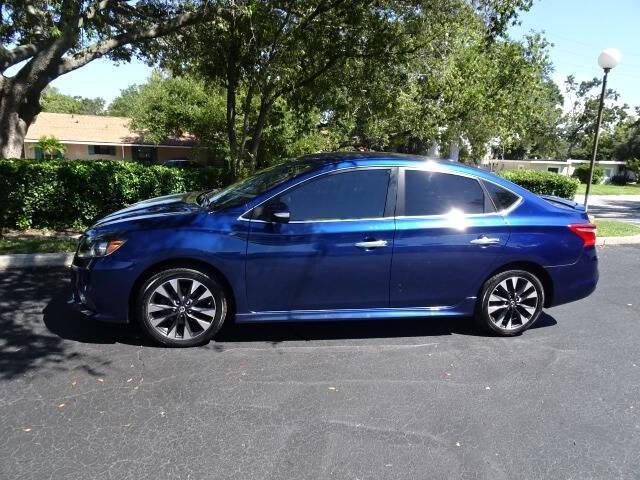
[137,268,227,347]
[476,269,544,336]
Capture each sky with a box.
[44,0,640,110]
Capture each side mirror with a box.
[264,201,290,223]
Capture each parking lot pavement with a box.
[1,247,639,480]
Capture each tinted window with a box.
[276,169,390,221]
[482,180,519,211]
[404,170,487,216]
[208,160,321,211]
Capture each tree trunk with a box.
[247,97,272,172]
[0,80,41,159]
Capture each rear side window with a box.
[277,169,390,221]
[403,170,489,216]
[481,180,520,211]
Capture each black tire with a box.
[475,269,544,336]
[136,268,227,347]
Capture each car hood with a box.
[91,192,204,229]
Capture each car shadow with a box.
[43,292,151,347]
[43,289,558,347]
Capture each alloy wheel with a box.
[146,278,217,340]
[487,276,539,331]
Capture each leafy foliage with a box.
[499,169,579,199]
[36,135,66,159]
[572,163,604,184]
[41,87,106,115]
[0,159,232,230]
[560,75,628,160]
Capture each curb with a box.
[596,235,640,246]
[0,252,74,270]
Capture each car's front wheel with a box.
[476,269,544,336]
[137,268,227,347]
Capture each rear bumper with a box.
[546,246,599,307]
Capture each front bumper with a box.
[69,256,136,324]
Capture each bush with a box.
[572,163,604,184]
[0,159,234,230]
[609,174,628,186]
[499,169,579,199]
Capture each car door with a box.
[245,167,397,312]
[390,168,512,308]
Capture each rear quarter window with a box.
[481,180,520,211]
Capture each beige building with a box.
[24,112,209,164]
[481,158,628,183]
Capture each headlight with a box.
[76,237,126,258]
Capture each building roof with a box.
[24,112,196,147]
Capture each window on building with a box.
[132,146,157,164]
[547,167,559,174]
[88,145,116,156]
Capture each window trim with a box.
[396,167,522,219]
[239,166,398,224]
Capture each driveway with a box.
[1,247,639,479]
[575,194,640,224]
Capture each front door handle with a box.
[355,239,388,249]
[470,236,501,245]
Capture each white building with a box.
[480,158,628,183]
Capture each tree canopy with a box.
[40,87,106,115]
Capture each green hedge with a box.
[572,163,604,184]
[0,159,234,231]
[499,169,579,199]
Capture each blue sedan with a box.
[70,153,598,346]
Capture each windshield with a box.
[206,159,322,211]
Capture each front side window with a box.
[271,169,390,221]
[403,170,489,216]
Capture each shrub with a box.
[609,174,628,186]
[572,163,604,184]
[499,169,579,199]
[0,159,234,231]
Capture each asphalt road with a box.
[575,194,640,225]
[1,247,639,480]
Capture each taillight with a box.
[568,223,597,247]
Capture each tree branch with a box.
[58,8,207,75]
[0,43,40,70]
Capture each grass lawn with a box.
[576,183,640,195]
[595,219,640,237]
[0,235,78,255]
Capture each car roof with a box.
[296,151,491,177]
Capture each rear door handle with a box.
[470,236,501,245]
[355,239,388,249]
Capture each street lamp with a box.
[584,48,622,210]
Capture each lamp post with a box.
[584,48,622,210]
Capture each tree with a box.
[125,71,336,168]
[614,109,640,162]
[107,85,142,116]
[41,86,105,115]
[316,20,557,162]
[36,135,66,159]
[560,75,628,160]
[148,0,534,174]
[0,1,212,158]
